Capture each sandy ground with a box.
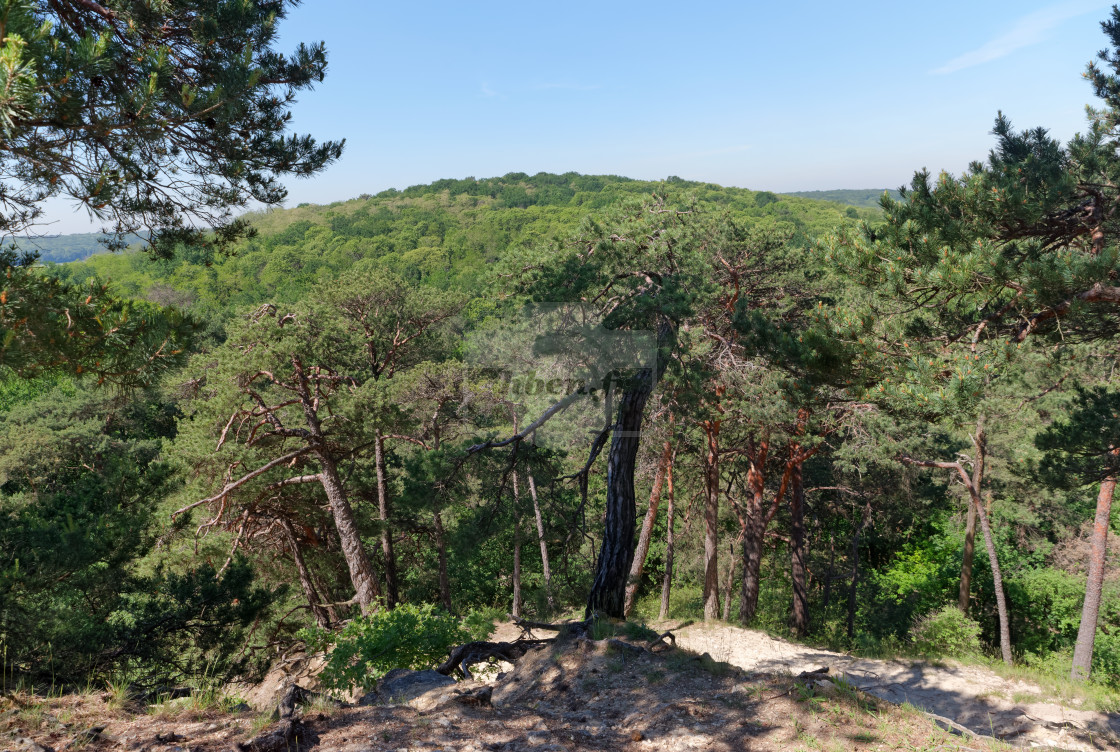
[668,620,1120,750]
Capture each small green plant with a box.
[462,607,504,641]
[909,605,982,659]
[299,603,468,693]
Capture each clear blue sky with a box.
[43,0,1120,231]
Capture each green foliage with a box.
[0,382,275,684]
[783,189,899,209]
[909,605,983,659]
[301,604,468,693]
[0,0,343,253]
[462,607,504,641]
[1,249,196,384]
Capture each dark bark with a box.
[789,455,809,637]
[847,501,872,640]
[739,437,772,624]
[374,432,399,608]
[624,440,672,617]
[702,419,722,621]
[527,471,555,614]
[659,447,676,620]
[586,369,655,618]
[1071,448,1119,681]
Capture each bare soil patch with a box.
[670,620,1120,751]
[2,625,1086,752]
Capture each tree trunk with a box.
[374,432,399,608]
[722,539,737,621]
[959,418,984,614]
[587,371,655,619]
[848,501,872,640]
[659,447,676,620]
[282,519,331,629]
[293,354,381,614]
[527,471,554,614]
[740,437,770,624]
[1071,451,1118,681]
[512,472,523,618]
[624,440,671,617]
[433,510,452,612]
[789,454,809,637]
[318,453,382,615]
[702,420,722,621]
[960,499,977,613]
[974,492,1012,665]
[822,525,836,610]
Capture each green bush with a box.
[910,605,982,659]
[462,606,503,641]
[300,604,468,693]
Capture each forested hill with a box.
[53,172,874,308]
[783,188,901,208]
[14,231,145,263]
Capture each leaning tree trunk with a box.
[318,453,382,615]
[702,419,722,621]
[293,354,381,614]
[527,471,555,614]
[586,370,655,618]
[624,440,672,617]
[973,492,1012,665]
[959,418,984,614]
[659,448,677,620]
[374,432,399,608]
[1071,455,1118,681]
[789,455,809,637]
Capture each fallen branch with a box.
[435,640,550,680]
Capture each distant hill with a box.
[14,232,145,264]
[58,172,874,308]
[782,189,900,209]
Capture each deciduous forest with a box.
[3,2,1120,742]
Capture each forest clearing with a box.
[3,619,1118,752]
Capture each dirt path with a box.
[669,621,1120,750]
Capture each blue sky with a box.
[44,0,1120,231]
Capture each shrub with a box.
[462,607,504,641]
[909,605,982,659]
[300,604,468,693]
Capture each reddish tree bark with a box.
[1071,446,1120,681]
